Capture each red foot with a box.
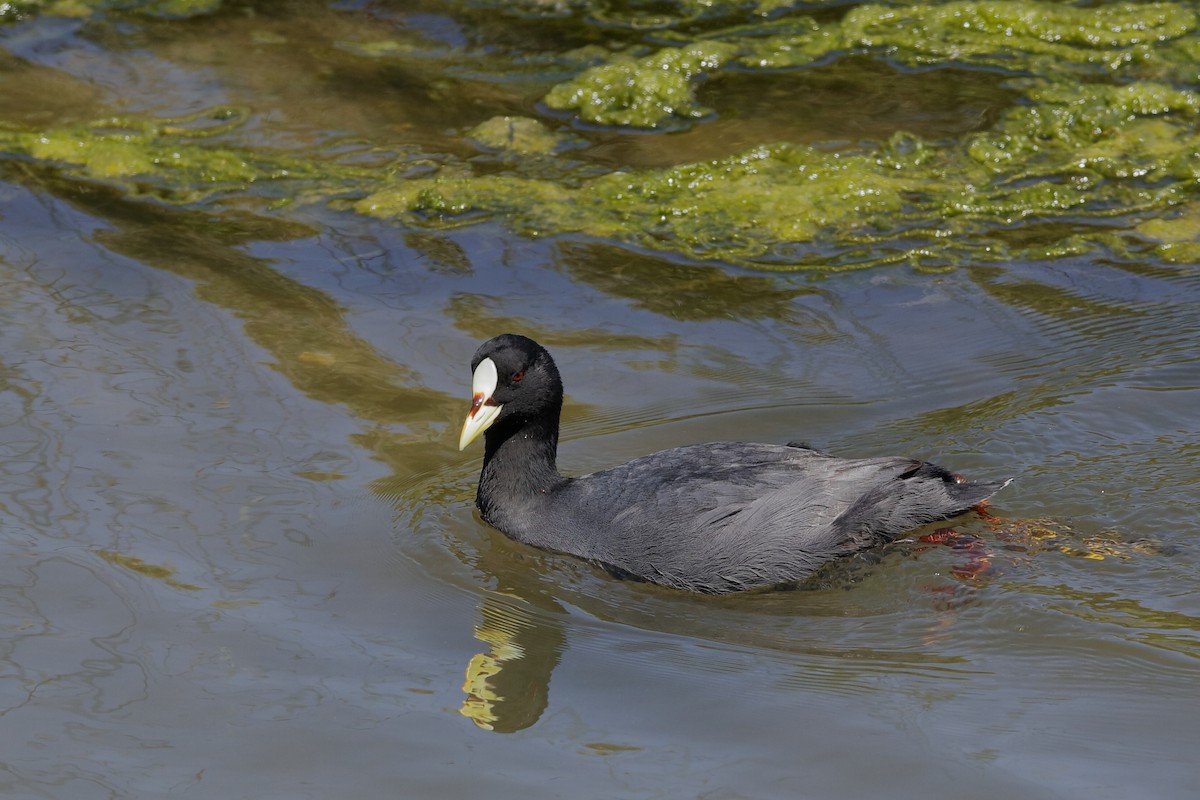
[971,500,1001,523]
[918,527,960,545]
[951,556,994,580]
[917,528,995,581]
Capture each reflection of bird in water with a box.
[459,594,560,733]
[459,637,519,731]
[459,334,1008,594]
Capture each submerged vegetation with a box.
[1,0,222,19]
[1,0,1198,270]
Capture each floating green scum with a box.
[360,0,1200,268]
[3,0,1198,269]
[361,0,1200,269]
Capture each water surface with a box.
[2,3,1198,799]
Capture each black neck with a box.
[477,412,565,521]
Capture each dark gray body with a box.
[479,440,1005,594]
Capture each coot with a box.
[459,334,1006,594]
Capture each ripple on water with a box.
[970,260,1199,402]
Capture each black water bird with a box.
[459,334,1007,594]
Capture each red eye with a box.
[511,371,524,382]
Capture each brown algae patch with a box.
[96,549,203,591]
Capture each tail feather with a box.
[948,477,1011,508]
[833,463,1011,549]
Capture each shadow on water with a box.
[555,241,826,323]
[4,164,446,429]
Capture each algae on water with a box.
[360,75,1200,269]
[0,110,388,205]
[3,0,1198,270]
[466,117,574,156]
[367,0,1200,269]
[544,2,1199,129]
[543,42,738,128]
[6,0,223,19]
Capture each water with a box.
[2,4,1199,799]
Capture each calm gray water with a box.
[2,4,1199,799]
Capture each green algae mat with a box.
[3,0,1198,270]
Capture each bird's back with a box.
[538,442,1002,593]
